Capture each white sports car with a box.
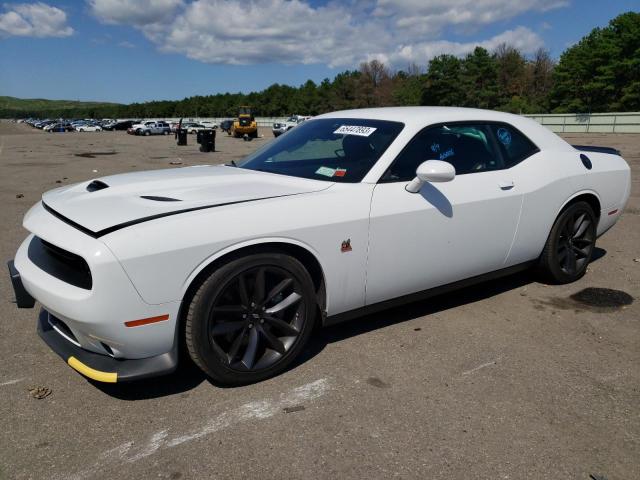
[8,107,630,385]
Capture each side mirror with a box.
[406,160,455,193]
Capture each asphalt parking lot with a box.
[0,121,638,480]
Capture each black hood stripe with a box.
[43,194,296,238]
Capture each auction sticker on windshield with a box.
[316,166,336,177]
[333,125,377,137]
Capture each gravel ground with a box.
[0,121,638,480]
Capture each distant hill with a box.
[0,96,121,112]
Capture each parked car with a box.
[45,122,74,132]
[272,115,311,137]
[199,121,218,130]
[128,121,171,136]
[107,120,140,131]
[100,120,117,130]
[76,124,103,132]
[182,122,208,134]
[35,120,55,129]
[8,107,631,386]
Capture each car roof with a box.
[315,106,570,151]
[317,106,520,123]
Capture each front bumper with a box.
[38,309,177,382]
[10,202,182,381]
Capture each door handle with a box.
[498,180,515,190]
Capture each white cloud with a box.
[89,0,184,27]
[145,0,389,67]
[391,26,545,65]
[373,0,567,35]
[0,2,73,37]
[87,0,564,67]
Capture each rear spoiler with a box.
[573,145,621,156]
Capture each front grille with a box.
[28,237,93,289]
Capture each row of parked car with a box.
[21,116,310,137]
[22,118,110,132]
[20,117,231,136]
[125,120,222,136]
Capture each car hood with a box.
[42,165,332,236]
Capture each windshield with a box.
[238,118,404,183]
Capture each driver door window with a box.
[382,124,503,181]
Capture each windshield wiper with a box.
[227,159,238,167]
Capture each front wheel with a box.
[538,201,597,283]
[185,253,316,385]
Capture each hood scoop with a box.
[140,195,182,202]
[86,180,109,192]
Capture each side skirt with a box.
[324,261,535,326]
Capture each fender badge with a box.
[341,239,352,253]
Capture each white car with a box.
[128,121,171,136]
[272,115,311,137]
[9,107,630,385]
[76,124,102,132]
[184,123,208,134]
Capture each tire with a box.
[144,130,150,136]
[538,201,597,284]
[185,253,316,385]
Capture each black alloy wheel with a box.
[186,253,316,385]
[538,201,597,283]
[556,208,595,276]
[209,265,304,371]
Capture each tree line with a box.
[3,11,638,119]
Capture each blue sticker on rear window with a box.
[497,128,512,146]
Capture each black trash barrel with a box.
[176,128,188,146]
[199,129,216,152]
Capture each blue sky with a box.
[0,0,637,104]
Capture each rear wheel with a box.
[185,253,316,385]
[538,201,597,283]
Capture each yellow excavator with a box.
[232,106,258,138]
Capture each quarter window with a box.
[488,123,538,167]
